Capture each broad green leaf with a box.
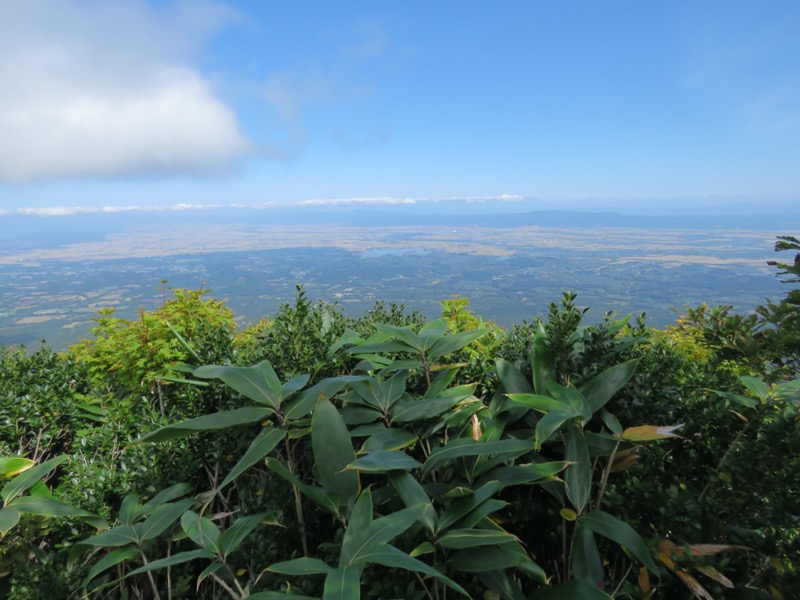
[578,509,657,573]
[0,507,21,536]
[8,495,97,519]
[599,409,623,435]
[478,570,527,600]
[428,328,488,359]
[572,526,604,586]
[1,455,67,503]
[361,428,418,453]
[374,323,425,351]
[449,545,532,573]
[340,406,383,425]
[389,472,436,533]
[535,410,575,449]
[532,326,556,395]
[532,580,614,599]
[192,360,282,407]
[438,528,519,549]
[0,457,35,478]
[713,390,758,409]
[547,382,591,423]
[197,562,224,587]
[346,451,422,473]
[359,543,470,597]
[343,488,374,556]
[619,424,683,442]
[454,499,508,530]
[312,398,360,505]
[285,375,367,421]
[581,359,639,413]
[281,373,311,399]
[181,511,221,552]
[219,513,267,558]
[506,393,568,414]
[417,318,449,349]
[437,481,503,532]
[322,565,362,600]
[740,376,770,400]
[350,340,416,355]
[265,458,340,516]
[391,396,463,423]
[84,547,139,585]
[137,407,274,444]
[218,427,286,491]
[119,494,140,526]
[422,439,534,477]
[381,370,409,411]
[127,549,214,576]
[134,499,194,542]
[345,504,425,565]
[82,525,138,547]
[564,426,591,514]
[477,461,570,489]
[268,557,333,575]
[137,483,192,519]
[497,358,533,394]
[424,368,459,399]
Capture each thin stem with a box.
[211,571,241,600]
[136,546,163,600]
[595,439,621,512]
[284,437,310,556]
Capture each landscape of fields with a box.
[0,210,788,349]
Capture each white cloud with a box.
[0,0,251,184]
[297,197,418,207]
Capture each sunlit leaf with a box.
[0,457,35,478]
[619,424,683,442]
[1,455,67,503]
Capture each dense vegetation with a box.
[0,237,798,599]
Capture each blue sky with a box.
[1,1,799,215]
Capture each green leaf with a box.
[137,483,192,519]
[285,375,367,421]
[345,504,425,565]
[535,410,575,449]
[84,547,139,585]
[247,593,319,600]
[192,360,283,407]
[572,526,604,586]
[438,528,519,549]
[127,549,214,576]
[437,481,503,532]
[0,457,35,478]
[8,495,97,519]
[197,562,224,587]
[346,451,422,473]
[322,565,362,600]
[181,511,221,552]
[137,407,274,444]
[134,499,194,542]
[268,557,333,575]
[740,376,770,401]
[391,396,463,423]
[599,409,623,435]
[1,455,67,503]
[361,428,418,453]
[82,525,138,547]
[220,513,267,558]
[218,427,286,491]
[578,509,657,573]
[564,425,591,514]
[359,544,470,597]
[497,358,533,394]
[417,318,449,349]
[119,494,140,526]
[580,359,639,413]
[532,580,614,599]
[422,439,534,477]
[547,382,591,423]
[428,328,488,359]
[449,545,532,573]
[389,472,436,533]
[312,398,360,505]
[266,458,340,516]
[477,461,570,489]
[0,507,21,536]
[506,393,568,414]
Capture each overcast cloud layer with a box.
[0,0,250,184]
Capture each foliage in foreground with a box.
[0,237,798,599]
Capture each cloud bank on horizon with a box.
[1,1,799,210]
